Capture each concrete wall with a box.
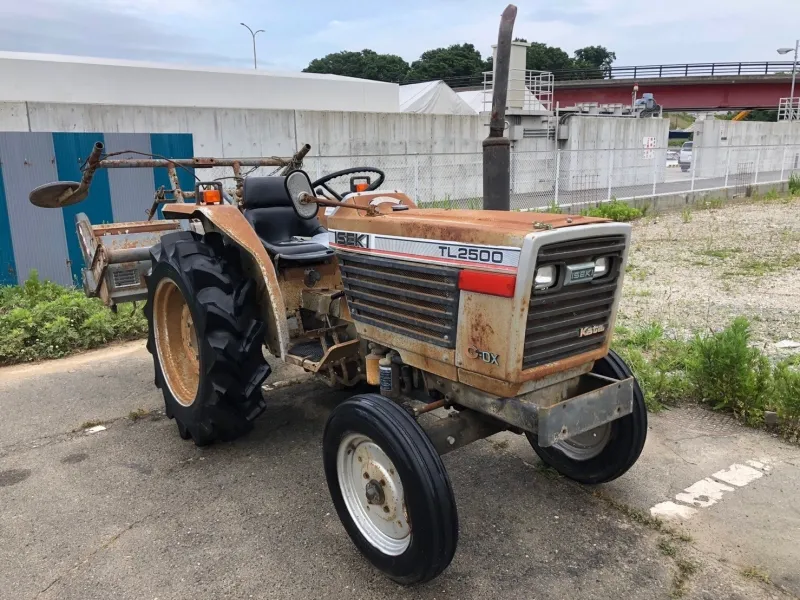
[0,52,398,113]
[694,120,800,180]
[561,116,670,191]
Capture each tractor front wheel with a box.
[526,350,647,484]
[145,231,271,446]
[323,394,458,584]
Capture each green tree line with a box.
[302,41,616,83]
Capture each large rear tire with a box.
[526,350,647,484]
[323,394,458,584]
[145,231,271,446]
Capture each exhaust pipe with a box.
[482,4,517,211]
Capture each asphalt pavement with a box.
[1,342,798,600]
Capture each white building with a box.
[0,52,398,113]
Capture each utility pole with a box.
[241,22,264,69]
[778,40,799,119]
[482,4,517,211]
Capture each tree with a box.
[406,43,486,83]
[573,45,617,69]
[303,50,410,83]
[525,42,573,73]
[571,46,617,79]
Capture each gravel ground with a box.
[619,196,800,354]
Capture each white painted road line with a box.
[712,463,764,487]
[675,478,736,508]
[649,459,776,520]
[650,501,698,520]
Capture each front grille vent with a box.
[337,252,460,348]
[523,235,625,369]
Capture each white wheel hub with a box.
[337,433,411,555]
[552,423,612,461]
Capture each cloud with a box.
[0,0,797,71]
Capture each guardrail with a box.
[420,62,797,89]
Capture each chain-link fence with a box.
[288,144,800,213]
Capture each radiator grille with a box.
[523,235,626,370]
[338,252,459,348]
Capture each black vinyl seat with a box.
[242,176,333,265]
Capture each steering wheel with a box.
[311,167,385,201]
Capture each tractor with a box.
[30,140,645,585]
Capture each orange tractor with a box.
[30,139,645,583]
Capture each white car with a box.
[679,142,693,172]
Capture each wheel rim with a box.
[552,423,612,461]
[153,278,200,407]
[336,433,411,556]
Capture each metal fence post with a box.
[780,146,787,182]
[724,146,731,189]
[651,151,658,196]
[554,149,561,206]
[754,147,761,184]
[414,154,419,200]
[606,149,613,201]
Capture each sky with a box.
[0,0,798,72]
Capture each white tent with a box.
[399,81,476,115]
[456,88,547,114]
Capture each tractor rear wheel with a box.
[145,231,271,446]
[526,350,647,484]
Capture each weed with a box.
[772,361,800,428]
[128,408,151,422]
[536,200,562,214]
[700,247,741,260]
[741,566,770,583]
[491,439,510,450]
[0,271,147,365]
[681,208,692,223]
[627,288,653,298]
[582,199,643,222]
[671,557,698,598]
[658,538,678,557]
[686,318,771,423]
[763,188,780,201]
[592,491,692,542]
[534,461,562,480]
[789,172,800,195]
[79,419,105,430]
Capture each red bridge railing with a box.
[426,62,797,89]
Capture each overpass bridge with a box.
[440,62,797,112]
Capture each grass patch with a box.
[671,557,698,598]
[724,254,800,277]
[741,566,771,583]
[534,200,562,214]
[582,199,643,222]
[681,208,692,223]
[613,318,800,437]
[658,538,678,557]
[418,195,481,210]
[128,408,151,422]
[0,272,147,365]
[789,172,800,195]
[700,247,741,260]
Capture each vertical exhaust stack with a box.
[482,4,517,211]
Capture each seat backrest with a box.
[242,176,324,242]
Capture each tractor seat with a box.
[242,176,334,265]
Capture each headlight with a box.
[534,265,556,290]
[594,257,609,278]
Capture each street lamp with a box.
[241,22,265,70]
[777,40,799,119]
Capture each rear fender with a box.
[163,204,289,357]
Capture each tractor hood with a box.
[327,204,608,250]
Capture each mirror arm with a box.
[300,193,378,216]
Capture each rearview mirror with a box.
[285,170,318,220]
[29,181,85,208]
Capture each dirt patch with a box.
[619,198,800,354]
